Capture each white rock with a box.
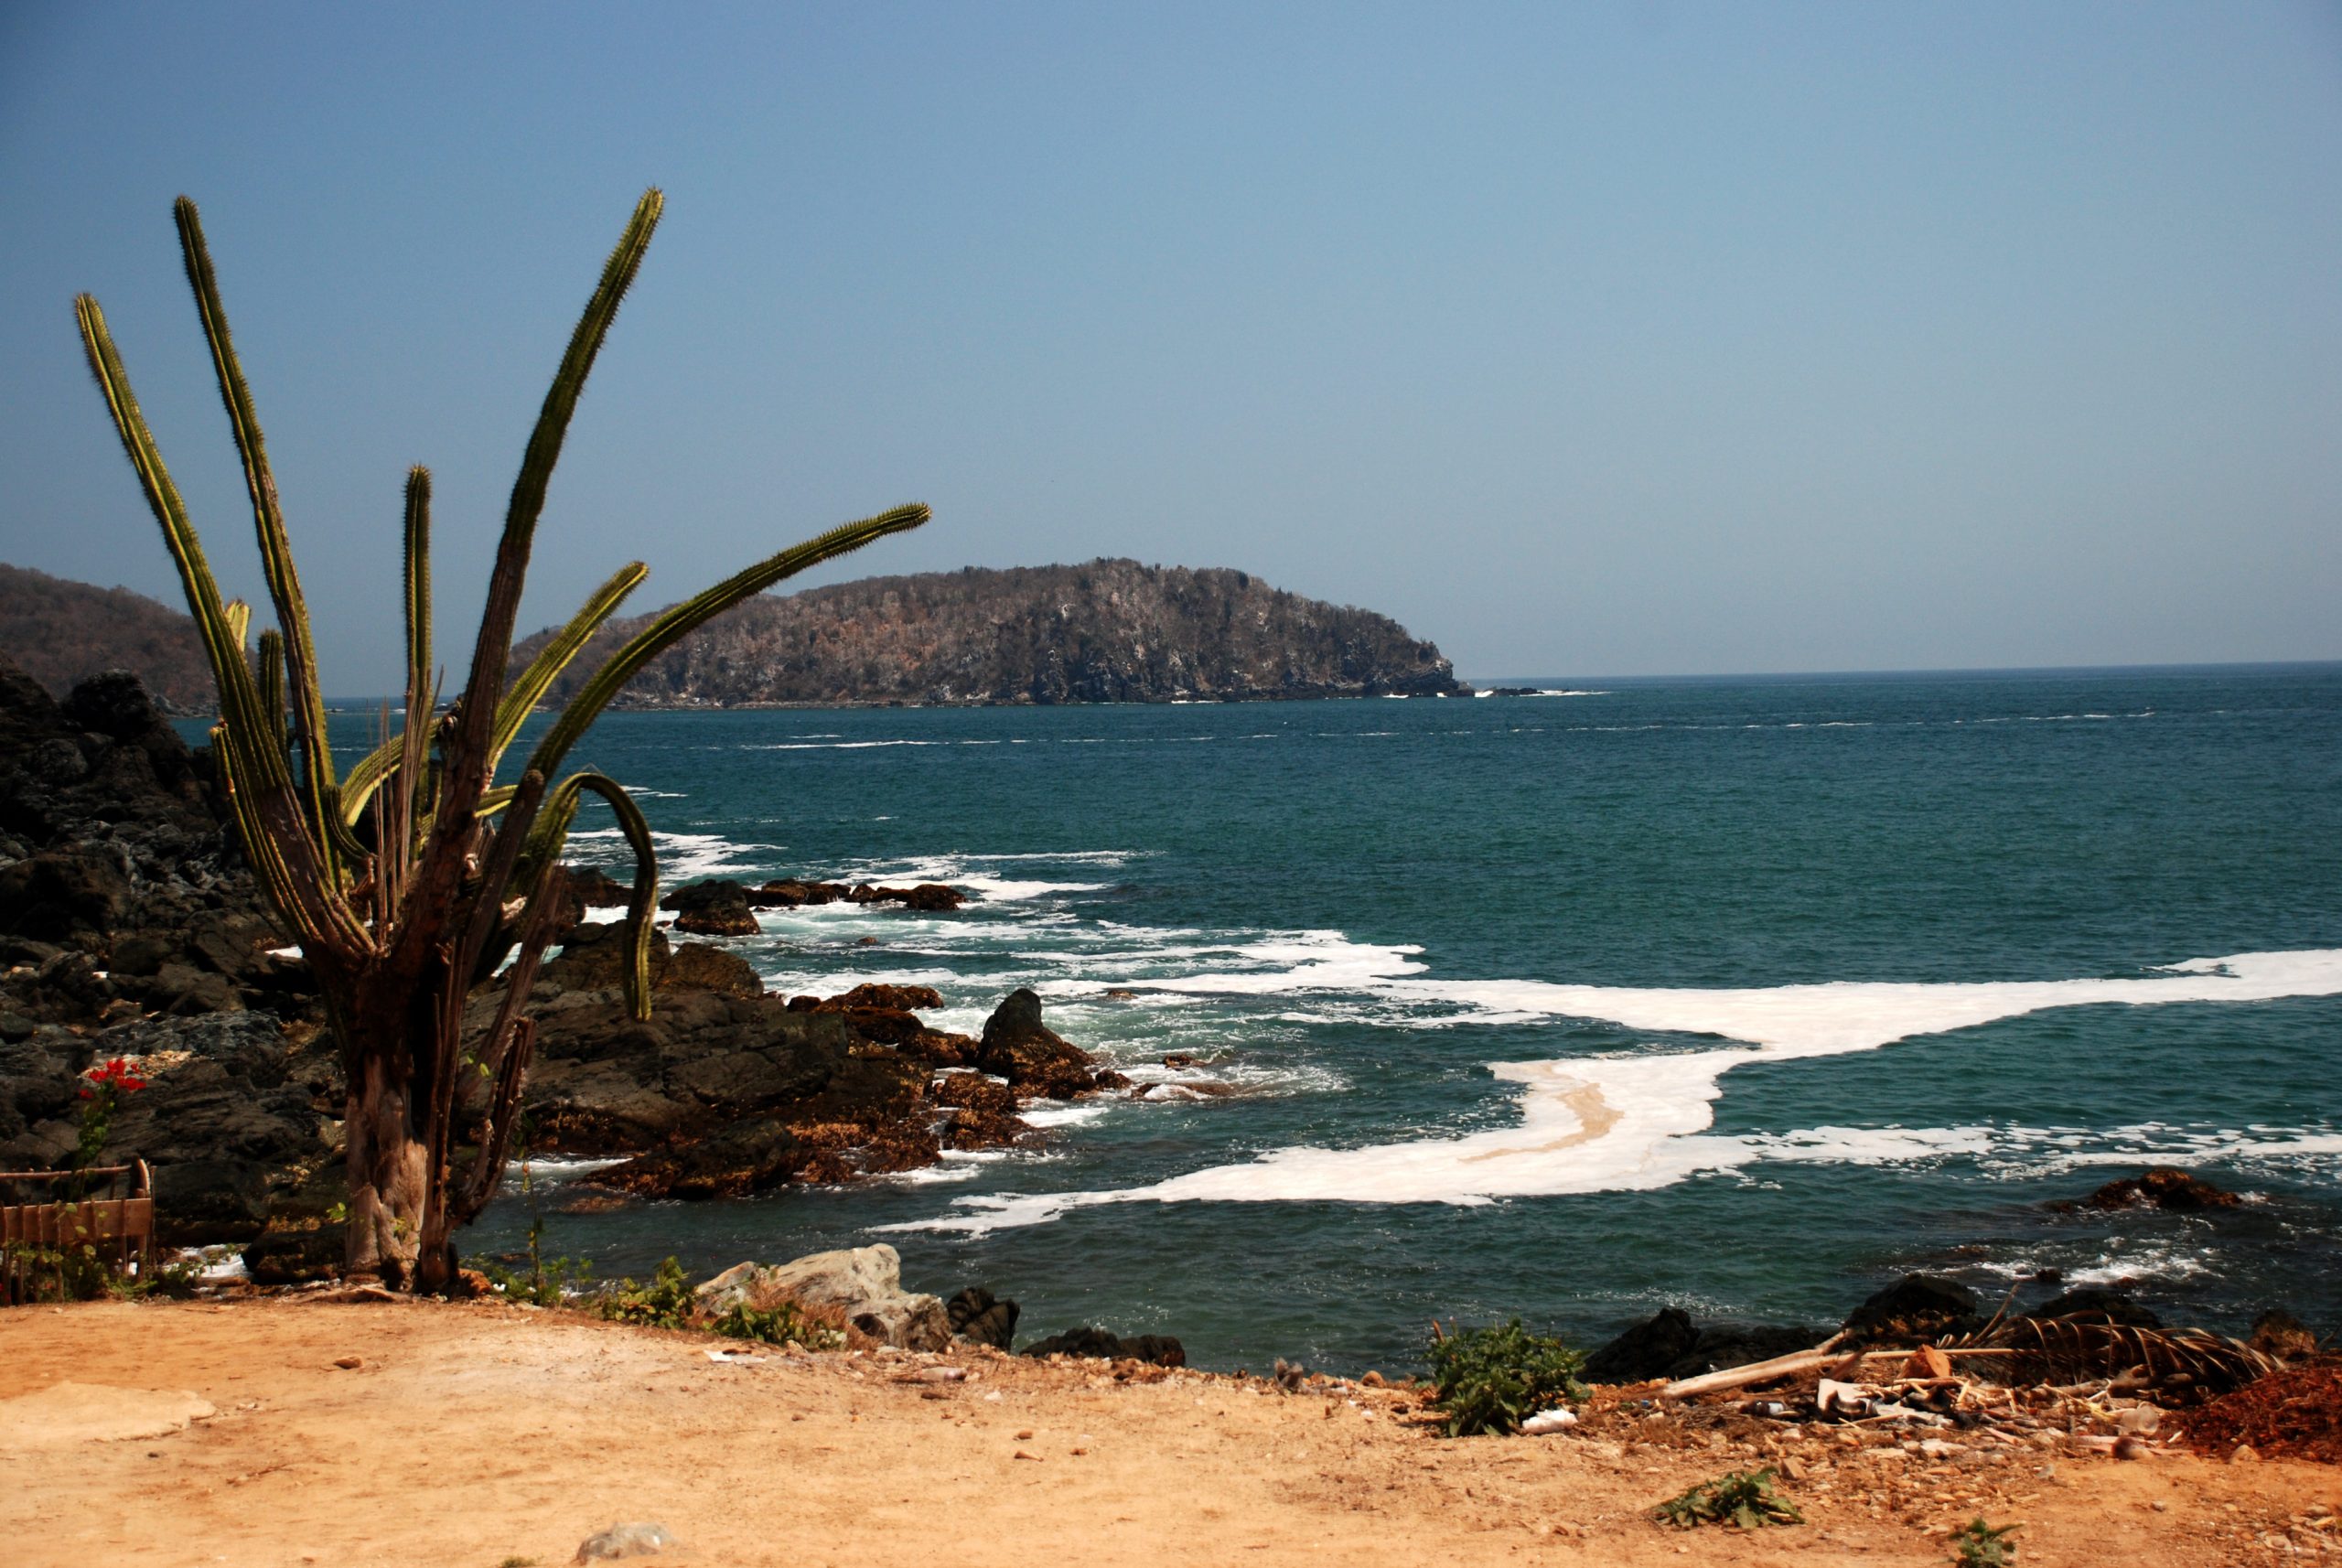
[1520,1408,1578,1435]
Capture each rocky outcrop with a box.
[2081,1168,2241,1212]
[0,1012,333,1245]
[693,1243,951,1351]
[748,880,966,912]
[973,989,1128,1100]
[519,558,1470,707]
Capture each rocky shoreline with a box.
[0,657,1134,1282]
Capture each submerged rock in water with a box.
[2082,1167,2241,1211]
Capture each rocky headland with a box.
[518,557,1470,706]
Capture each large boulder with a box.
[972,988,1128,1100]
[693,1243,951,1350]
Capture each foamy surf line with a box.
[880,948,2342,1233]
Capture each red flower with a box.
[82,1058,148,1094]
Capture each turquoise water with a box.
[403,665,2338,1369]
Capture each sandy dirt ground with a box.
[2,1298,2335,1567]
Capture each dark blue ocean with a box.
[420,665,2340,1371]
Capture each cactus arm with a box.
[257,628,289,758]
[175,198,343,885]
[403,467,434,737]
[529,771,660,1020]
[526,501,929,781]
[443,188,662,800]
[489,561,647,769]
[72,294,367,958]
[340,561,645,828]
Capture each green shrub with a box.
[1425,1318,1587,1436]
[1951,1518,2019,1566]
[710,1298,845,1350]
[591,1256,696,1329]
[1653,1468,1803,1530]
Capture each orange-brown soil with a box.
[2,1298,2336,1567]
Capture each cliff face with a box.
[0,564,214,712]
[527,559,1468,707]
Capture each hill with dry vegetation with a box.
[521,559,1467,707]
[0,564,214,712]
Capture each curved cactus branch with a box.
[527,771,661,1020]
[526,501,929,782]
[340,560,647,828]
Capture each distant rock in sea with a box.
[516,558,1469,707]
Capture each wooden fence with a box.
[0,1160,155,1304]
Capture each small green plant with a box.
[710,1298,845,1350]
[1653,1468,1803,1530]
[471,1113,593,1305]
[1425,1318,1587,1436]
[1951,1518,2019,1566]
[591,1256,696,1329]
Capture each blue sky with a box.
[4,2,2337,682]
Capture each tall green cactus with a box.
[74,190,929,1290]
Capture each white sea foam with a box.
[885,947,2342,1233]
[568,827,774,880]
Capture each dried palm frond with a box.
[1949,1316,2279,1397]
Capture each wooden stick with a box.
[1658,1346,2025,1400]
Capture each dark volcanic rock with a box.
[564,865,634,908]
[661,879,759,937]
[789,983,974,1067]
[948,1286,1020,1349]
[1022,1326,1187,1367]
[0,1012,330,1245]
[1842,1274,1982,1346]
[1584,1307,1701,1384]
[749,880,965,912]
[2083,1167,2241,1211]
[2029,1286,2161,1328]
[541,924,762,999]
[974,988,1128,1100]
[1583,1307,1824,1384]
